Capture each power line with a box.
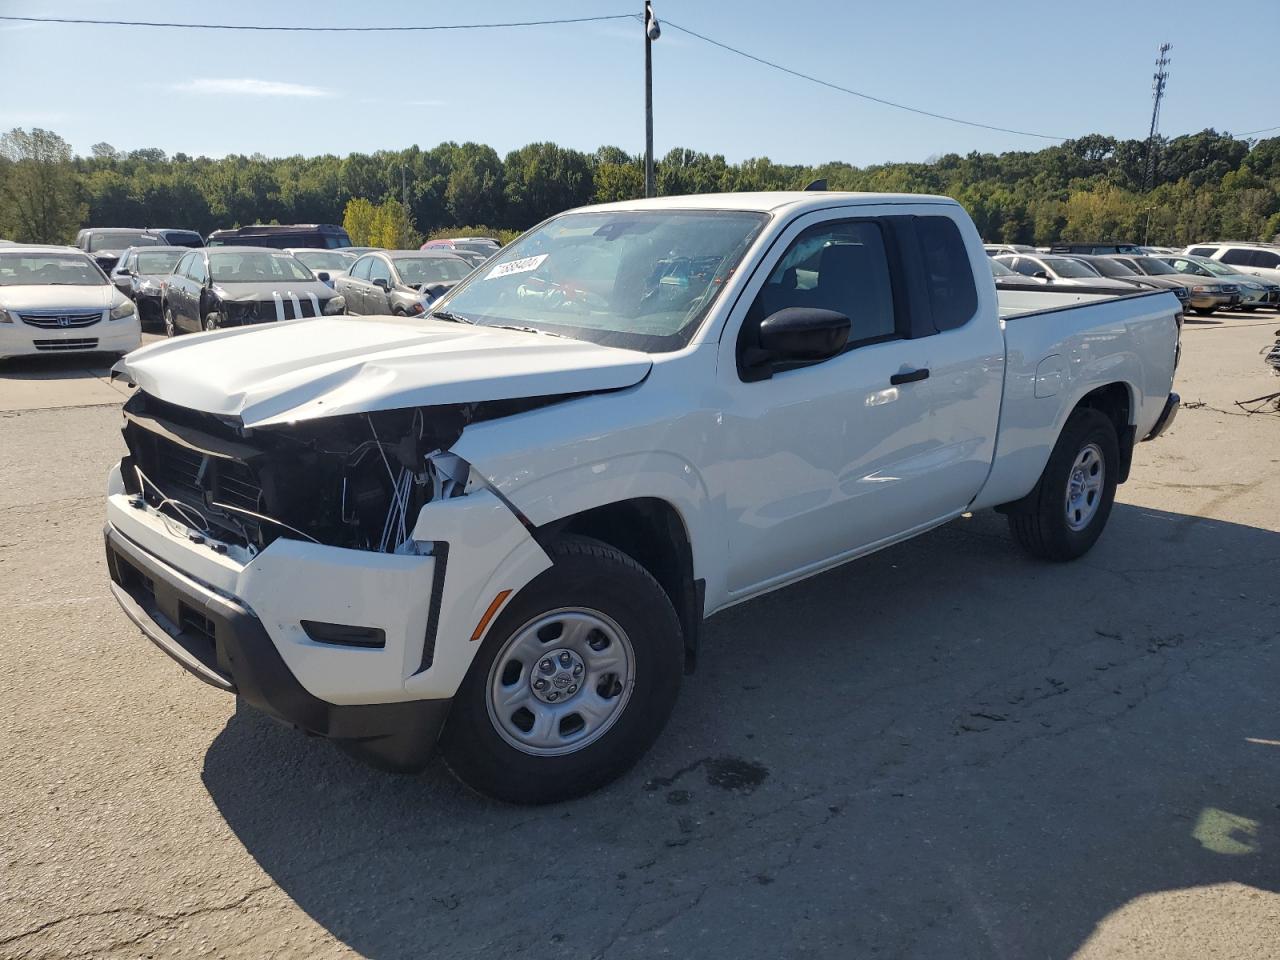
[660,18,1067,141]
[1239,124,1280,137]
[0,13,634,33]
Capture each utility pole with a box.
[1143,43,1172,192]
[644,2,660,198]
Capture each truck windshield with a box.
[430,210,769,352]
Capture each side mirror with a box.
[740,307,850,381]
[1033,270,1050,280]
[373,277,390,291]
[316,271,330,283]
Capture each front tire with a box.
[203,311,222,332]
[441,536,684,804]
[1007,408,1119,562]
[1192,306,1217,316]
[163,306,177,338]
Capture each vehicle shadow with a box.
[202,503,1280,959]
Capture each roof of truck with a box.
[575,191,957,215]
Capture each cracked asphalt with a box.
[2,315,1279,959]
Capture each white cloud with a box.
[174,78,333,99]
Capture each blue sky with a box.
[1,0,1276,164]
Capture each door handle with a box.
[890,368,930,385]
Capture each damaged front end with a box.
[119,390,549,556]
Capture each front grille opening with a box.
[179,603,216,647]
[33,338,98,351]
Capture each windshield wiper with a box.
[428,310,475,324]
[487,323,570,339]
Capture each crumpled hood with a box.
[0,284,115,312]
[114,315,652,427]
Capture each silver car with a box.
[993,254,1138,292]
[285,248,359,288]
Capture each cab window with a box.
[750,221,897,347]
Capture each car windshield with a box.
[1132,257,1178,276]
[209,251,314,283]
[990,259,1016,276]
[1189,257,1240,277]
[0,252,105,286]
[294,250,356,271]
[430,210,769,351]
[1045,258,1099,278]
[135,250,184,275]
[1161,258,1211,277]
[89,231,156,251]
[1087,259,1135,278]
[394,256,473,285]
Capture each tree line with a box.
[2,127,1279,247]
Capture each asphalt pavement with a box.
[1,316,1278,959]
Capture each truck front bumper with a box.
[105,522,451,769]
[103,459,552,769]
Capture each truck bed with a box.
[973,288,1181,510]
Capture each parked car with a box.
[75,227,201,268]
[983,243,1037,257]
[1105,255,1240,313]
[421,237,501,267]
[1047,241,1144,255]
[160,247,344,336]
[989,257,1046,290]
[994,254,1138,292]
[105,191,1182,803]
[1160,254,1276,312]
[336,250,473,315]
[110,246,187,329]
[1065,255,1190,307]
[206,224,352,250]
[1182,242,1280,286]
[341,246,383,256]
[0,245,140,360]
[285,248,358,288]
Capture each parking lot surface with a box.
[2,317,1278,959]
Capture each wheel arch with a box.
[538,497,704,672]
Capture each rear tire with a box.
[441,535,684,805]
[1008,408,1119,562]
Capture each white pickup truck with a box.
[105,192,1181,803]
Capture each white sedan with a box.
[0,246,141,360]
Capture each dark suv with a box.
[206,224,352,250]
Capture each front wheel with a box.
[1007,408,1119,562]
[441,536,684,804]
[163,306,177,337]
[203,311,222,332]
[1192,306,1217,316]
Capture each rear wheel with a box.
[441,536,684,804]
[1007,408,1119,562]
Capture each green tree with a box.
[0,127,86,243]
[445,142,504,227]
[342,197,378,245]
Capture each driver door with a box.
[714,208,1002,598]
